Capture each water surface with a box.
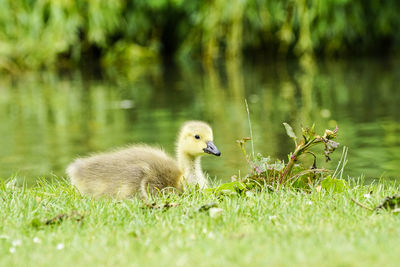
[0,58,399,183]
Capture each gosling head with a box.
[177,121,221,158]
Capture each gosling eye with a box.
[194,135,200,140]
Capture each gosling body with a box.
[66,121,220,199]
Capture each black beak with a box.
[203,141,221,156]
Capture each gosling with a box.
[66,121,221,199]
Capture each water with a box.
[0,58,399,184]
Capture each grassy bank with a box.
[1,178,400,266]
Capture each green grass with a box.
[1,178,400,267]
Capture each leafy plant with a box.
[279,123,339,184]
[211,123,343,195]
[376,195,400,211]
[234,123,341,191]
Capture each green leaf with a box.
[283,122,297,144]
[30,218,43,228]
[292,176,309,189]
[321,176,348,192]
[210,181,248,195]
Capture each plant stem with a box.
[245,99,255,159]
[350,198,374,211]
[279,147,300,184]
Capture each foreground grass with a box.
[1,178,400,267]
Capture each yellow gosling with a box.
[66,121,220,199]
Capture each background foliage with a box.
[0,0,399,72]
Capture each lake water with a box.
[0,58,399,184]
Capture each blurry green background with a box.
[0,0,399,182]
[1,0,399,72]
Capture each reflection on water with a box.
[0,58,399,183]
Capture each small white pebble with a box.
[33,237,41,244]
[9,247,16,254]
[307,201,313,205]
[207,232,215,239]
[363,194,371,199]
[56,243,64,250]
[12,240,22,247]
[209,208,223,218]
[202,228,207,234]
[268,215,277,221]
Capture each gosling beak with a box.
[203,141,221,156]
